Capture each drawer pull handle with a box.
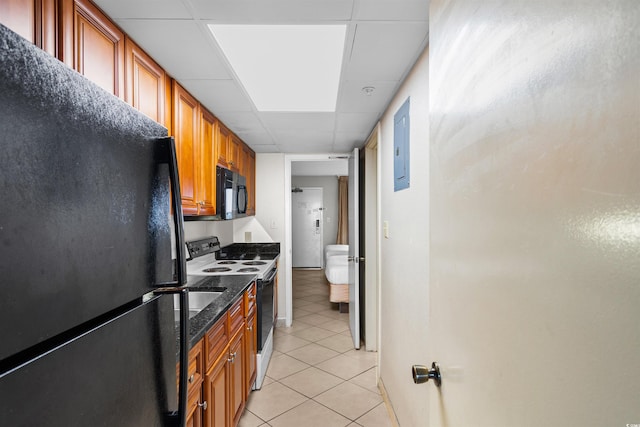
[188,374,195,383]
[198,400,208,411]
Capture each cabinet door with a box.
[0,0,56,55]
[228,330,245,427]
[198,108,217,216]
[228,135,241,172]
[204,352,229,427]
[216,122,231,168]
[0,0,36,42]
[184,340,205,427]
[247,150,256,215]
[244,308,257,398]
[124,37,165,125]
[186,385,205,427]
[60,0,125,98]
[173,82,199,215]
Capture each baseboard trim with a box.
[378,377,401,427]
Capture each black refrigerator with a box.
[0,24,189,426]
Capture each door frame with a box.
[282,140,381,345]
[284,154,347,327]
[363,125,381,352]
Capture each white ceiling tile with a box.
[345,22,428,81]
[259,112,336,132]
[335,112,378,133]
[336,80,398,112]
[251,145,280,153]
[235,131,275,147]
[190,0,354,21]
[278,142,334,153]
[274,131,334,147]
[92,0,191,19]
[352,0,429,21]
[115,20,231,80]
[180,79,254,113]
[292,160,348,176]
[215,112,265,133]
[90,1,428,155]
[334,132,366,150]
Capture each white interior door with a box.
[291,188,323,268]
[348,148,360,349]
[427,2,640,426]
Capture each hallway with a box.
[239,269,392,427]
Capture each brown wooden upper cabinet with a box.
[239,144,256,216]
[124,37,166,126]
[2,0,257,219]
[228,136,241,172]
[173,81,220,217]
[59,0,125,98]
[173,82,200,216]
[216,122,231,169]
[198,108,217,216]
[0,0,57,55]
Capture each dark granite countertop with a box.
[216,242,281,260]
[176,274,257,354]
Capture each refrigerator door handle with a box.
[155,286,189,427]
[154,137,188,427]
[156,137,187,287]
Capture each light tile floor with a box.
[239,269,393,427]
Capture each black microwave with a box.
[216,166,247,220]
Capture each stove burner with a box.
[242,261,267,266]
[202,267,232,273]
[237,267,260,273]
[217,261,237,265]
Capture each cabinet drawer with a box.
[204,314,228,371]
[244,282,257,316]
[227,297,244,336]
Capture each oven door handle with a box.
[262,267,277,284]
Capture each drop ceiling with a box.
[92,0,429,154]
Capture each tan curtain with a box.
[336,176,348,244]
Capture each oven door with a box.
[256,267,277,351]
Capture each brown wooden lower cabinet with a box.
[228,329,245,427]
[205,350,229,427]
[185,340,204,427]
[244,308,257,399]
[183,284,256,427]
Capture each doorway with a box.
[291,187,323,268]
[283,142,380,352]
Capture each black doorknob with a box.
[412,362,442,387]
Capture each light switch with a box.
[383,221,389,239]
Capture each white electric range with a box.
[185,237,279,390]
[186,256,276,279]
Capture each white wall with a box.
[183,221,233,245]
[232,217,273,243]
[378,47,430,426]
[255,153,287,322]
[291,175,340,250]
